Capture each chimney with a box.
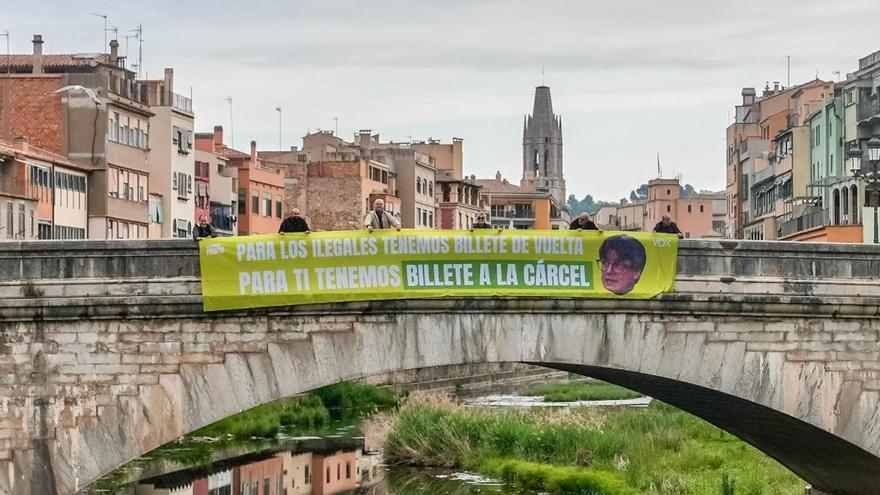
[250,140,257,162]
[32,35,44,75]
[741,87,756,106]
[773,81,780,92]
[12,136,29,153]
[495,171,502,181]
[109,39,119,65]
[358,129,372,149]
[213,125,224,148]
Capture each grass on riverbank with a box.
[522,380,642,402]
[193,382,401,441]
[382,400,802,495]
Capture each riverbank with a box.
[378,395,804,495]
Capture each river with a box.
[86,419,532,495]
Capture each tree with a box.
[629,191,639,202]
[682,184,696,198]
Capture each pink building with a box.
[312,451,357,495]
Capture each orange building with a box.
[238,456,283,495]
[195,127,283,235]
[312,451,357,495]
[601,178,726,239]
[475,171,560,230]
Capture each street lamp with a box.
[848,138,880,244]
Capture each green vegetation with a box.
[313,381,402,420]
[196,394,331,440]
[523,380,642,402]
[384,401,803,495]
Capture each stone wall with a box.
[0,239,879,494]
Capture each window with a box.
[416,207,421,226]
[252,190,259,215]
[416,178,421,194]
[428,181,433,197]
[264,192,272,217]
[18,204,25,237]
[305,465,310,484]
[337,464,341,480]
[326,467,330,483]
[422,209,428,226]
[6,202,12,238]
[346,462,351,479]
[149,196,163,224]
[666,189,671,196]
[29,208,34,236]
[687,205,692,213]
[238,189,246,214]
[699,205,704,213]
[666,205,671,213]
[275,197,282,219]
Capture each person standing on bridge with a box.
[569,212,601,231]
[653,215,684,239]
[365,198,401,232]
[470,212,493,230]
[192,215,218,241]
[279,208,310,234]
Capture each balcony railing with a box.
[0,177,39,201]
[777,209,827,238]
[171,92,193,113]
[857,94,880,122]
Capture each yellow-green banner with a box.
[198,229,678,311]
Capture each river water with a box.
[87,420,531,495]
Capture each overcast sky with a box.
[5,0,879,202]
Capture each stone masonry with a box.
[0,239,879,494]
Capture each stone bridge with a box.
[1,239,879,495]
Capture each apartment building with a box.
[0,35,153,239]
[435,170,485,229]
[475,171,556,230]
[138,69,196,238]
[195,127,283,235]
[299,130,437,229]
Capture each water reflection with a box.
[133,437,382,495]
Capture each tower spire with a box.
[522,85,565,206]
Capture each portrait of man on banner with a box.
[598,234,647,295]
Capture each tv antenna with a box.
[276,106,282,149]
[130,24,143,78]
[91,13,108,51]
[224,96,234,148]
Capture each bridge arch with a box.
[1,239,879,495]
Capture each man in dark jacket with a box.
[569,212,601,231]
[193,215,218,241]
[470,212,492,230]
[653,215,684,238]
[279,208,310,234]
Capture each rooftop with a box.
[0,53,112,71]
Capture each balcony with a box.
[857,94,880,124]
[171,92,193,113]
[777,209,827,238]
[0,177,38,201]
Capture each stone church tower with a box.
[522,85,565,206]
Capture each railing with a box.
[857,94,880,122]
[171,92,193,113]
[0,177,39,201]
[777,209,827,238]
